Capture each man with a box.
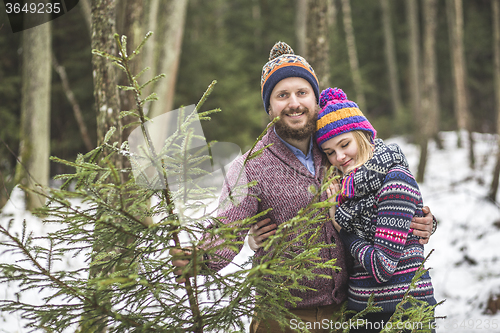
[171,41,435,333]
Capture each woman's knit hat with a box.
[315,87,376,147]
[261,41,319,113]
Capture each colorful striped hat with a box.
[315,87,376,147]
[261,41,319,113]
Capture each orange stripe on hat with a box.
[316,107,365,130]
[261,61,318,94]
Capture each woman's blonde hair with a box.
[323,130,375,177]
[351,130,375,170]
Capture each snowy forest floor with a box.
[1,131,500,332]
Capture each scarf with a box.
[334,139,410,242]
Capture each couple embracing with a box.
[172,41,437,333]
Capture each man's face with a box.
[268,77,318,141]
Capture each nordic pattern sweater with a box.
[204,126,349,308]
[338,143,436,312]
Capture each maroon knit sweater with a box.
[204,126,348,308]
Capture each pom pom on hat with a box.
[261,41,319,113]
[319,87,347,108]
[269,41,295,60]
[316,87,376,148]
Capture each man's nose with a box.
[288,94,300,109]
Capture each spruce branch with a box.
[0,224,143,329]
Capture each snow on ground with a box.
[1,131,500,332]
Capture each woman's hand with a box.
[326,182,342,233]
[247,218,277,251]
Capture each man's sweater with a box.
[204,126,349,308]
[337,142,436,312]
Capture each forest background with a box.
[0,0,499,206]
[0,0,499,326]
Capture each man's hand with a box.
[170,248,193,284]
[247,218,277,252]
[410,206,435,245]
[326,182,342,232]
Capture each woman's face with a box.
[321,132,359,173]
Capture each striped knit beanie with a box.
[315,87,376,147]
[261,41,319,113]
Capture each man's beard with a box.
[273,106,318,141]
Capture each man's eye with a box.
[279,93,287,98]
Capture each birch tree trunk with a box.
[488,0,500,201]
[15,9,52,211]
[306,0,330,89]
[417,0,439,183]
[380,0,403,122]
[340,0,365,111]
[446,0,475,168]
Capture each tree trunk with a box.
[446,0,475,168]
[116,0,145,149]
[147,0,188,119]
[213,0,226,47]
[406,0,421,134]
[139,0,160,107]
[296,0,308,57]
[340,0,365,111]
[15,8,52,211]
[88,2,122,331]
[306,0,330,89]
[80,0,92,36]
[252,0,262,53]
[92,0,121,149]
[380,0,403,122]
[327,0,337,28]
[489,0,500,202]
[426,0,440,145]
[417,0,438,183]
